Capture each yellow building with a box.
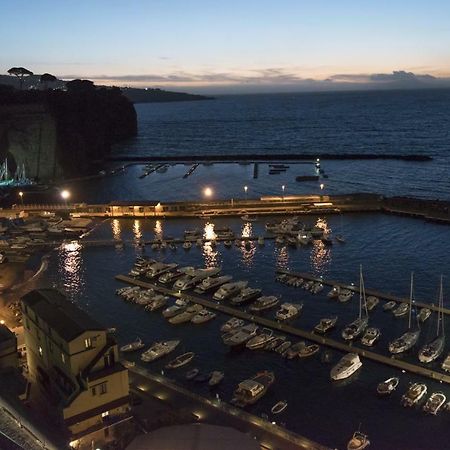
[21,289,130,448]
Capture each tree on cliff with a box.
[40,73,57,90]
[7,67,34,90]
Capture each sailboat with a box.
[342,265,368,341]
[388,273,420,354]
[418,276,445,364]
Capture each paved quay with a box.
[116,275,450,385]
[125,363,330,450]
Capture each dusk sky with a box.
[2,0,450,93]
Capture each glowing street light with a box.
[281,185,285,201]
[18,191,24,205]
[204,187,213,198]
[320,183,325,190]
[244,185,248,199]
[61,189,70,207]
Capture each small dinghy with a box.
[271,400,287,415]
[165,352,195,369]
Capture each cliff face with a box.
[0,81,137,180]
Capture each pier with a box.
[115,275,450,385]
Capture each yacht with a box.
[230,287,262,305]
[377,377,399,395]
[145,295,168,311]
[401,383,427,407]
[314,316,338,334]
[162,299,188,318]
[146,262,178,279]
[169,304,203,324]
[231,371,275,407]
[174,267,221,291]
[275,303,303,321]
[423,392,446,415]
[246,328,274,350]
[347,431,370,450]
[191,309,216,324]
[330,353,362,381]
[222,323,259,347]
[418,277,445,364]
[159,266,194,284]
[365,296,379,312]
[213,281,248,301]
[298,344,320,358]
[140,340,180,362]
[361,327,381,346]
[418,307,432,323]
[120,337,144,353]
[393,302,409,318]
[383,300,397,311]
[389,273,420,354]
[194,275,233,294]
[220,317,245,333]
[338,289,354,303]
[249,296,279,312]
[165,352,195,369]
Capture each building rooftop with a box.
[21,289,104,341]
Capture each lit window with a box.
[38,346,43,357]
[61,353,65,363]
[101,411,109,418]
[84,338,92,349]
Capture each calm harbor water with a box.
[40,213,450,450]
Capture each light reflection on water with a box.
[133,219,143,243]
[111,219,121,241]
[203,222,217,240]
[154,220,163,240]
[57,240,84,299]
[310,240,331,275]
[202,242,219,268]
[274,245,289,270]
[241,222,252,238]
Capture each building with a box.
[21,289,130,448]
[0,324,18,370]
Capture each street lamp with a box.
[320,183,325,200]
[203,187,213,198]
[281,185,285,201]
[18,191,23,205]
[61,189,70,207]
[244,185,248,199]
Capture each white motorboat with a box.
[146,262,178,279]
[231,371,275,407]
[194,275,233,294]
[389,273,421,355]
[347,431,370,450]
[377,377,399,395]
[285,341,305,359]
[120,337,144,353]
[213,281,248,301]
[222,323,259,347]
[230,287,262,305]
[159,266,194,284]
[393,302,409,318]
[298,343,320,358]
[174,267,221,291]
[330,353,362,381]
[418,276,445,364]
[162,299,188,318]
[401,383,427,407]
[249,295,279,312]
[169,304,203,324]
[165,352,195,369]
[361,327,380,346]
[423,392,446,415]
[220,317,245,333]
[365,296,379,312]
[314,316,338,334]
[383,300,397,311]
[141,340,180,362]
[275,302,303,321]
[246,328,274,350]
[145,294,168,311]
[338,288,354,303]
[191,309,217,324]
[418,307,431,323]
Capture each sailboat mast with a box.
[359,265,362,319]
[437,275,444,337]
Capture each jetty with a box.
[115,274,450,385]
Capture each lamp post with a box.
[244,185,248,200]
[281,185,285,201]
[61,189,70,208]
[18,191,24,205]
[320,183,325,201]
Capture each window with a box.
[84,337,92,349]
[61,353,65,363]
[99,382,107,395]
[101,411,109,418]
[38,346,43,357]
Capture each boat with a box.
[191,309,217,324]
[159,266,194,284]
[298,344,320,358]
[209,371,224,386]
[141,340,180,362]
[401,382,427,407]
[249,296,279,312]
[275,303,303,321]
[342,267,369,341]
[162,299,188,318]
[314,316,338,334]
[224,240,232,248]
[423,392,446,415]
[330,353,362,380]
[174,267,221,291]
[271,400,287,415]
[418,307,432,323]
[182,241,192,250]
[246,328,274,350]
[231,371,275,407]
[120,337,144,353]
[265,335,286,351]
[310,282,324,294]
[185,368,199,380]
[335,235,346,243]
[222,323,259,347]
[145,295,168,311]
[365,296,379,312]
[169,304,203,324]
[194,275,233,294]
[276,340,291,355]
[338,288,354,303]
[393,302,409,318]
[389,273,421,354]
[441,353,450,372]
[377,377,399,395]
[347,431,370,450]
[361,327,381,346]
[241,214,258,222]
[418,276,445,364]
[165,352,195,369]
[220,317,245,333]
[383,300,397,311]
[285,341,305,359]
[230,287,262,305]
[146,262,178,279]
[213,281,248,301]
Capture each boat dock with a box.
[276,269,450,316]
[115,274,450,385]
